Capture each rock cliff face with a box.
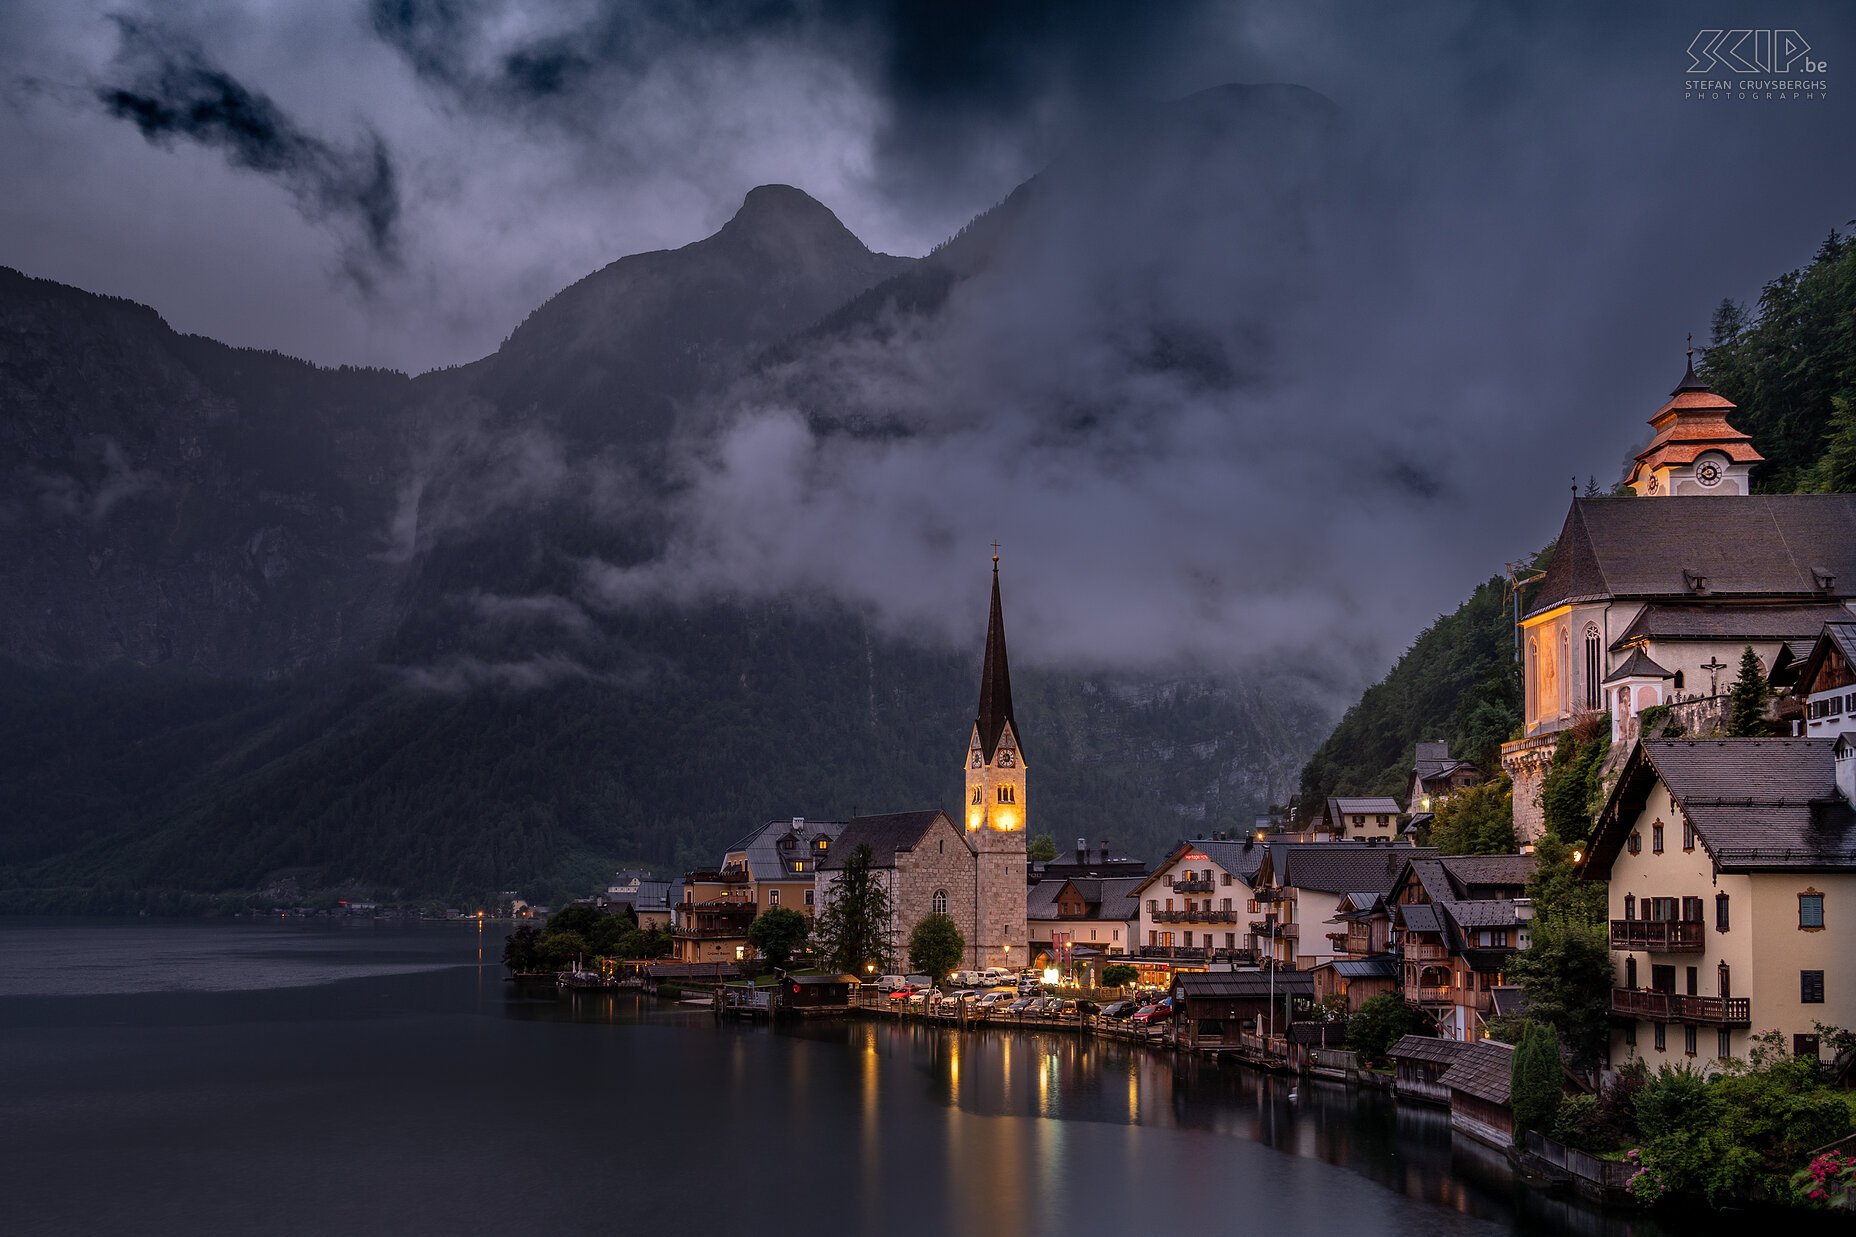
[0,85,1344,905]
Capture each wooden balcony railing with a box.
[1152,908,1237,924]
[1405,943,1450,962]
[1170,878,1216,893]
[1609,919,1706,952]
[1610,988,1751,1025]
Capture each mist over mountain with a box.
[0,84,1347,909]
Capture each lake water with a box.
[0,919,1660,1236]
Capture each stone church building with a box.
[1502,356,1856,840]
[816,557,1029,971]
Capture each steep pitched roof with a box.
[1602,645,1674,684]
[1439,1040,1515,1105]
[1797,622,1856,695]
[1025,875,1145,922]
[1437,854,1535,895]
[1589,738,1856,874]
[1131,838,1269,897]
[974,561,1018,762]
[821,811,952,870]
[1527,495,1856,617]
[1613,602,1855,649]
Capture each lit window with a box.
[972,787,983,805]
[769,889,780,907]
[792,861,805,873]
[1800,892,1825,930]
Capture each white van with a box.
[953,970,982,987]
[978,967,1014,986]
[873,974,910,992]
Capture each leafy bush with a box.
[1346,995,1427,1065]
[1100,963,1139,989]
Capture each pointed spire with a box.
[975,552,1017,762]
[1671,332,1710,394]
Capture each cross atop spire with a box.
[1672,333,1711,394]
[974,555,1017,763]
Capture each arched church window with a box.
[1527,636,1540,721]
[933,890,948,916]
[1584,625,1602,710]
[997,786,1015,804]
[1559,629,1570,714]
[971,787,983,805]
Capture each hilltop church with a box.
[817,555,1030,971]
[1502,354,1856,839]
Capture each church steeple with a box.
[1626,341,1763,497]
[964,553,1026,840]
[974,553,1018,763]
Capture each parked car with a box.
[904,974,934,990]
[1007,997,1038,1014]
[975,991,1013,1010]
[1072,999,1100,1018]
[1099,1000,1138,1020]
[979,968,1015,986]
[887,985,918,1002]
[873,974,910,993]
[952,971,981,987]
[1131,998,1173,1025]
[908,989,938,1007]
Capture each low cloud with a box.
[95,14,402,289]
[33,438,165,523]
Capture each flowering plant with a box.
[1793,1150,1856,1207]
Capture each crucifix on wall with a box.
[1702,655,1729,696]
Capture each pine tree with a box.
[1727,645,1770,736]
[812,844,894,973]
[1509,1020,1564,1137]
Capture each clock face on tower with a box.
[970,751,983,769]
[998,749,1016,768]
[1695,459,1723,487]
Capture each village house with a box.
[1026,874,1142,982]
[601,870,677,931]
[1389,854,1534,1041]
[1500,359,1856,840]
[1029,837,1148,884]
[1320,796,1403,842]
[1404,741,1481,838]
[673,818,846,963]
[1583,735,1856,1067]
[1309,892,1397,1012]
[1131,837,1269,973]
[1248,841,1432,970]
[1799,622,1856,737]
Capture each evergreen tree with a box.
[812,844,894,974]
[1804,393,1856,493]
[1027,834,1059,863]
[1510,1020,1564,1137]
[1728,645,1770,736]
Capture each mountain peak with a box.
[716,184,870,257]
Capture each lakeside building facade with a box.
[1584,736,1856,1066]
[1388,854,1534,1041]
[1131,838,1269,969]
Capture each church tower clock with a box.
[966,552,1028,970]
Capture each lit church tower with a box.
[966,551,1028,971]
[1625,343,1763,497]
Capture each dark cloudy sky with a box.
[4,1,1854,681]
